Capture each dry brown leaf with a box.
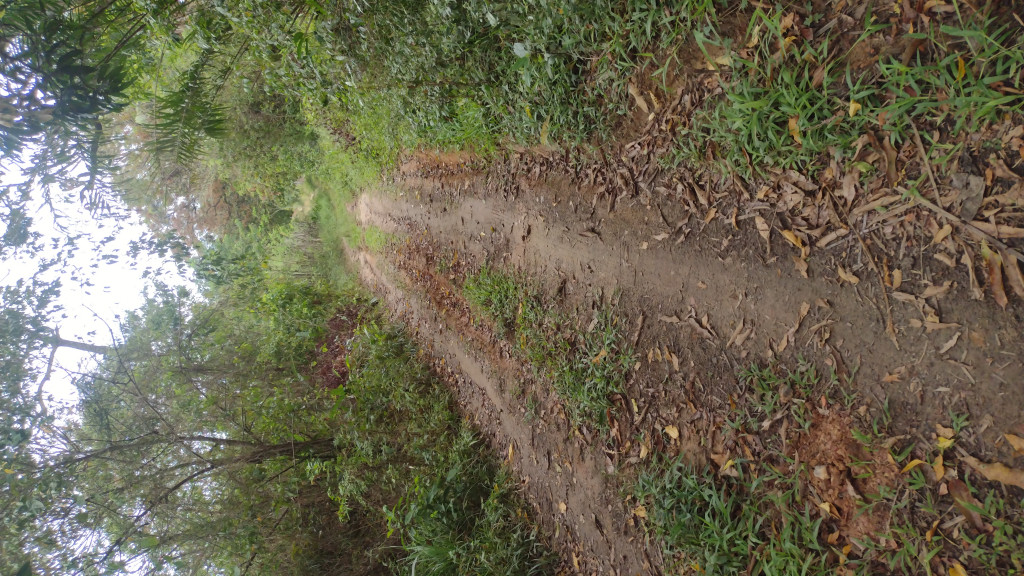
[627,83,650,114]
[932,223,953,245]
[558,501,567,514]
[837,265,860,285]
[591,348,608,364]
[971,221,1024,239]
[652,233,669,241]
[892,268,903,290]
[658,315,680,324]
[961,246,984,300]
[704,207,718,223]
[755,215,770,242]
[781,229,803,251]
[948,478,988,532]
[962,455,1024,490]
[1004,433,1024,455]
[935,423,955,437]
[1002,250,1024,298]
[793,256,808,278]
[938,332,960,354]
[922,281,952,299]
[982,242,1009,309]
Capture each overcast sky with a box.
[3,170,194,412]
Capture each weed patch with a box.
[462,266,634,431]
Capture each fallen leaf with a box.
[982,241,1009,309]
[932,223,953,245]
[922,281,952,299]
[963,455,1024,490]
[663,425,679,440]
[658,315,680,324]
[507,441,515,462]
[652,233,669,241]
[627,83,650,114]
[948,478,988,532]
[837,265,860,285]
[1004,433,1024,455]
[755,215,770,242]
[849,100,862,117]
[559,501,567,514]
[933,453,946,480]
[633,504,648,518]
[949,562,968,576]
[937,436,955,451]
[962,246,984,300]
[935,423,955,437]
[704,207,717,223]
[938,332,960,354]
[788,116,803,145]
[781,229,804,252]
[892,268,903,289]
[901,459,926,473]
[1002,251,1024,298]
[639,443,649,460]
[925,519,940,541]
[793,256,808,278]
[591,349,608,364]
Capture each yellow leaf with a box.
[663,425,679,440]
[781,229,803,250]
[591,348,608,364]
[849,100,862,117]
[837,265,861,285]
[901,459,926,473]
[722,459,736,471]
[956,56,966,82]
[507,441,514,462]
[3,469,14,474]
[633,504,648,519]
[937,436,955,451]
[788,116,803,145]
[949,561,968,576]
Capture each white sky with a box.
[3,172,195,411]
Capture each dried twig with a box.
[909,123,1024,264]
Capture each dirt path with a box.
[350,151,1024,574]
[353,248,655,575]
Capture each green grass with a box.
[633,361,1024,575]
[674,5,1024,178]
[462,266,634,431]
[321,318,553,575]
[634,457,829,576]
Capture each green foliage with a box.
[634,458,828,575]
[674,6,1024,177]
[462,267,634,430]
[386,432,552,576]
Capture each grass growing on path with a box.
[463,266,634,431]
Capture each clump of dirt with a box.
[790,410,901,545]
[312,307,361,390]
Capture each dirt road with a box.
[350,151,1024,574]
